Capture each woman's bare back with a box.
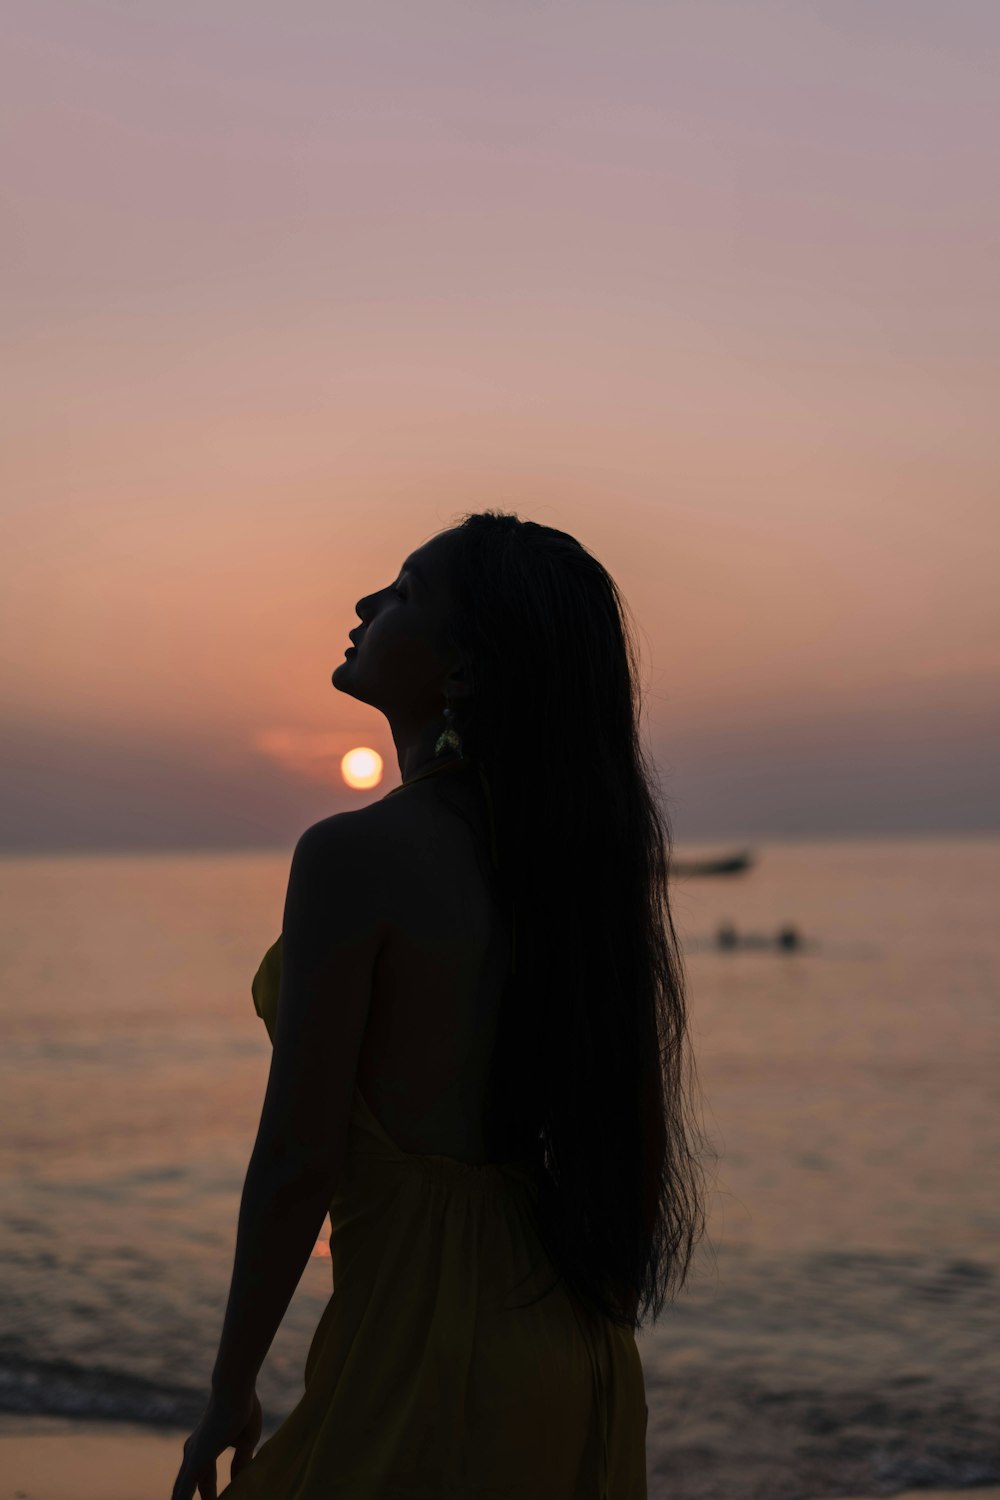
[353,774,514,1165]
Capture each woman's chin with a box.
[331,660,368,698]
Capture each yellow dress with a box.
[219,934,649,1499]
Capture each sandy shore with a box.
[0,1415,190,1499]
[1,1413,997,1500]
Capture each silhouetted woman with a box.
[172,510,710,1500]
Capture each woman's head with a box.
[331,526,473,750]
[333,511,635,783]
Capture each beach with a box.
[2,1414,998,1500]
[1,1416,188,1500]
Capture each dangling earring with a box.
[434,696,464,758]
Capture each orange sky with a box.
[3,1,998,850]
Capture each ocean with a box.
[1,836,997,1499]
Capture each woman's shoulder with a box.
[292,793,444,894]
[299,773,487,890]
[362,771,484,837]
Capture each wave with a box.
[0,1351,217,1428]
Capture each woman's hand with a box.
[171,1385,263,1500]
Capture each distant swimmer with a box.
[712,922,803,951]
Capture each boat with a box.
[670,848,755,877]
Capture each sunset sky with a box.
[4,0,998,851]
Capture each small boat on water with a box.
[670,848,755,877]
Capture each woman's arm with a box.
[209,1150,336,1399]
[210,812,387,1397]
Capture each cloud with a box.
[251,727,368,788]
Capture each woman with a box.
[172,509,710,1499]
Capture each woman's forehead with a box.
[404,531,456,588]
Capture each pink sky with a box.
[3,1,998,850]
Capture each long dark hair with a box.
[431,509,713,1332]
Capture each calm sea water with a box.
[1,838,997,1499]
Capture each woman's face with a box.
[331,531,463,721]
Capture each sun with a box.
[341,746,384,791]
